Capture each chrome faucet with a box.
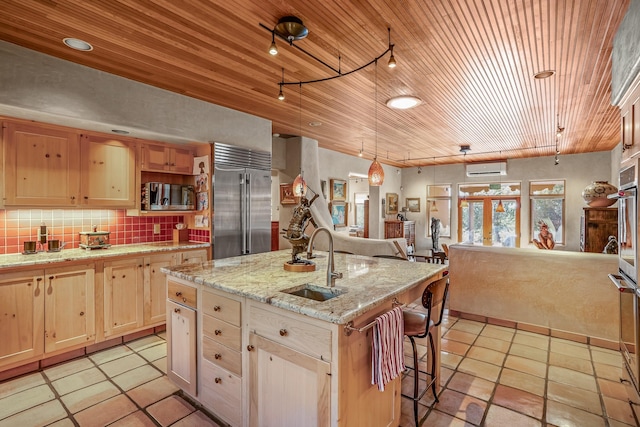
[307,227,343,288]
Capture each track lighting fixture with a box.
[459,144,471,154]
[269,33,278,55]
[358,138,364,157]
[277,68,285,100]
[387,29,396,68]
[417,167,422,174]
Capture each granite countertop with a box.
[162,250,446,325]
[0,241,211,269]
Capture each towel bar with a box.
[343,298,404,336]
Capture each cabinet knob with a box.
[214,353,222,360]
[174,308,180,313]
[279,329,288,337]
[214,377,222,384]
[247,345,255,351]
[175,291,182,297]
[79,311,84,316]
[214,329,222,336]
[84,196,89,200]
[213,305,221,312]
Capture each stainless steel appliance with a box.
[142,182,195,211]
[213,143,271,259]
[609,158,640,405]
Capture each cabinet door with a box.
[144,253,177,325]
[141,143,194,174]
[4,122,80,206]
[170,147,194,174]
[104,258,144,337]
[80,135,136,207]
[141,143,169,172]
[167,299,197,396]
[180,249,208,264]
[249,333,330,427]
[0,271,45,367]
[44,265,95,353]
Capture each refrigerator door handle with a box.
[246,173,252,254]
[240,173,247,255]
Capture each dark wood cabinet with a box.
[384,220,415,248]
[580,207,617,253]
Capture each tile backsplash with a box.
[0,209,210,254]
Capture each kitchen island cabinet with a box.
[162,250,446,427]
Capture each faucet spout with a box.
[307,227,343,288]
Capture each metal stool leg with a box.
[429,331,439,403]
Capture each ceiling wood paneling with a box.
[0,0,630,166]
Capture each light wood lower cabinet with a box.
[104,258,144,337]
[44,264,95,353]
[0,270,45,367]
[167,280,197,397]
[145,253,178,325]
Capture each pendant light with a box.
[368,60,384,186]
[460,153,468,208]
[431,159,438,212]
[495,152,505,212]
[293,83,307,197]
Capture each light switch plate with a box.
[153,224,161,234]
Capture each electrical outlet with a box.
[153,224,161,234]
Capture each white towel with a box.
[371,306,406,391]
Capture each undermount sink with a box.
[281,283,346,302]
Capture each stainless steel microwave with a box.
[142,182,195,211]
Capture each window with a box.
[530,180,565,245]
[427,185,451,237]
[354,192,368,229]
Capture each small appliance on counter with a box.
[79,226,111,249]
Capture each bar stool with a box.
[401,274,449,427]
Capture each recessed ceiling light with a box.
[386,95,422,110]
[63,37,93,51]
[308,121,322,127]
[534,70,555,79]
[111,129,130,135]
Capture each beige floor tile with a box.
[171,410,222,427]
[609,419,638,427]
[433,389,487,425]
[480,325,515,341]
[89,345,134,365]
[147,395,195,426]
[138,342,167,362]
[594,361,625,382]
[0,383,55,419]
[108,411,157,427]
[603,396,638,425]
[549,352,594,375]
[73,394,137,426]
[473,336,511,353]
[0,372,45,399]
[153,357,167,374]
[443,329,478,345]
[420,409,469,427]
[484,404,542,427]
[440,366,455,386]
[591,348,624,367]
[499,368,546,396]
[111,364,162,391]
[126,335,165,352]
[504,355,547,378]
[598,378,629,401]
[127,376,180,408]
[547,381,602,415]
[43,358,95,381]
[446,372,495,401]
[492,384,544,419]
[449,319,484,335]
[546,400,606,427]
[513,332,549,350]
[60,380,120,413]
[509,343,548,363]
[47,418,75,427]
[440,352,463,370]
[99,353,147,377]
[548,366,598,392]
[457,358,501,382]
[441,339,470,356]
[466,346,506,366]
[0,399,66,427]
[156,331,167,340]
[550,340,591,360]
[51,367,107,396]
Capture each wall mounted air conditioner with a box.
[466,162,507,177]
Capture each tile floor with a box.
[1,312,639,426]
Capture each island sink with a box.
[281,283,346,302]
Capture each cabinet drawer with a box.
[200,359,242,427]
[202,314,241,351]
[250,306,332,361]
[167,281,196,308]
[202,336,242,376]
[202,290,241,326]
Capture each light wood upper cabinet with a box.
[0,270,45,367]
[44,264,95,353]
[4,121,80,206]
[104,258,144,338]
[141,142,194,174]
[80,134,136,207]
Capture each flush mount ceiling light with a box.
[62,37,93,51]
[386,95,422,110]
[274,16,309,42]
[459,144,471,154]
[534,70,555,79]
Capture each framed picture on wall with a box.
[329,202,348,227]
[279,183,297,205]
[330,178,347,201]
[386,193,399,214]
[406,198,420,212]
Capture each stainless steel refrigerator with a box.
[213,143,271,259]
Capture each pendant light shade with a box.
[368,158,385,186]
[293,173,307,197]
[431,200,438,212]
[460,199,469,208]
[495,200,505,212]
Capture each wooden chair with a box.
[401,275,450,427]
[441,243,449,259]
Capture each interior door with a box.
[460,200,484,244]
[459,198,520,246]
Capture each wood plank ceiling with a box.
[0,0,630,166]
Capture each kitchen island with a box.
[162,250,446,427]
